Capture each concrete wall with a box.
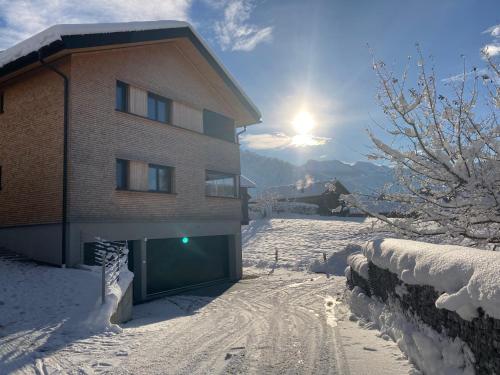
[111,281,133,324]
[0,224,62,264]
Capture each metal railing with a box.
[91,238,129,304]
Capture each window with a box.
[205,171,238,198]
[0,92,4,114]
[203,110,235,142]
[116,81,128,112]
[147,93,171,123]
[148,164,173,193]
[116,159,128,190]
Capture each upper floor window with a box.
[0,92,4,114]
[116,159,129,190]
[203,110,235,142]
[205,171,238,198]
[116,81,128,112]
[148,93,171,123]
[148,164,174,193]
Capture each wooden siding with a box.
[172,101,203,133]
[129,86,147,117]
[128,160,149,191]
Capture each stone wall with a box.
[347,262,500,375]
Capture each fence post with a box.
[102,259,106,305]
[275,249,278,262]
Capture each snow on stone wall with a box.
[363,238,500,321]
[345,239,500,375]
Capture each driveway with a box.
[41,270,413,374]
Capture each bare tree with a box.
[344,46,500,248]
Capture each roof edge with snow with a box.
[0,21,261,123]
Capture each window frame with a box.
[205,170,239,198]
[147,93,171,124]
[115,81,129,112]
[115,159,129,190]
[148,164,174,193]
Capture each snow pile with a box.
[346,252,369,279]
[309,244,362,275]
[85,268,133,333]
[0,20,188,68]
[347,286,475,375]
[363,238,500,320]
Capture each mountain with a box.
[240,150,395,195]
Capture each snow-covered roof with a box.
[240,175,257,188]
[0,20,261,123]
[262,180,347,200]
[0,21,186,68]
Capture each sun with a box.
[292,111,316,135]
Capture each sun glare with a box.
[292,111,316,135]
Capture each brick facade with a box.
[1,38,250,265]
[68,42,242,223]
[0,60,69,227]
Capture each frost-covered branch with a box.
[347,47,500,248]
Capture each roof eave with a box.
[0,26,261,124]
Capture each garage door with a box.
[146,235,229,295]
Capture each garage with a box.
[145,235,230,296]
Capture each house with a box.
[262,180,350,216]
[0,21,261,302]
[239,175,256,225]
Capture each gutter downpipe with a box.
[236,126,247,144]
[38,50,68,268]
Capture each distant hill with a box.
[240,150,395,195]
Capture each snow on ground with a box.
[0,253,131,374]
[346,286,474,375]
[0,217,416,374]
[0,256,102,374]
[242,214,381,271]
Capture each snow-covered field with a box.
[242,214,380,271]
[0,216,416,374]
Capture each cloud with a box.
[241,132,330,150]
[0,0,192,49]
[483,44,500,57]
[213,0,273,51]
[442,68,490,83]
[482,24,500,57]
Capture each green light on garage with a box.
[181,237,189,245]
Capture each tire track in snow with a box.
[41,274,351,374]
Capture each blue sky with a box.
[1,0,499,164]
